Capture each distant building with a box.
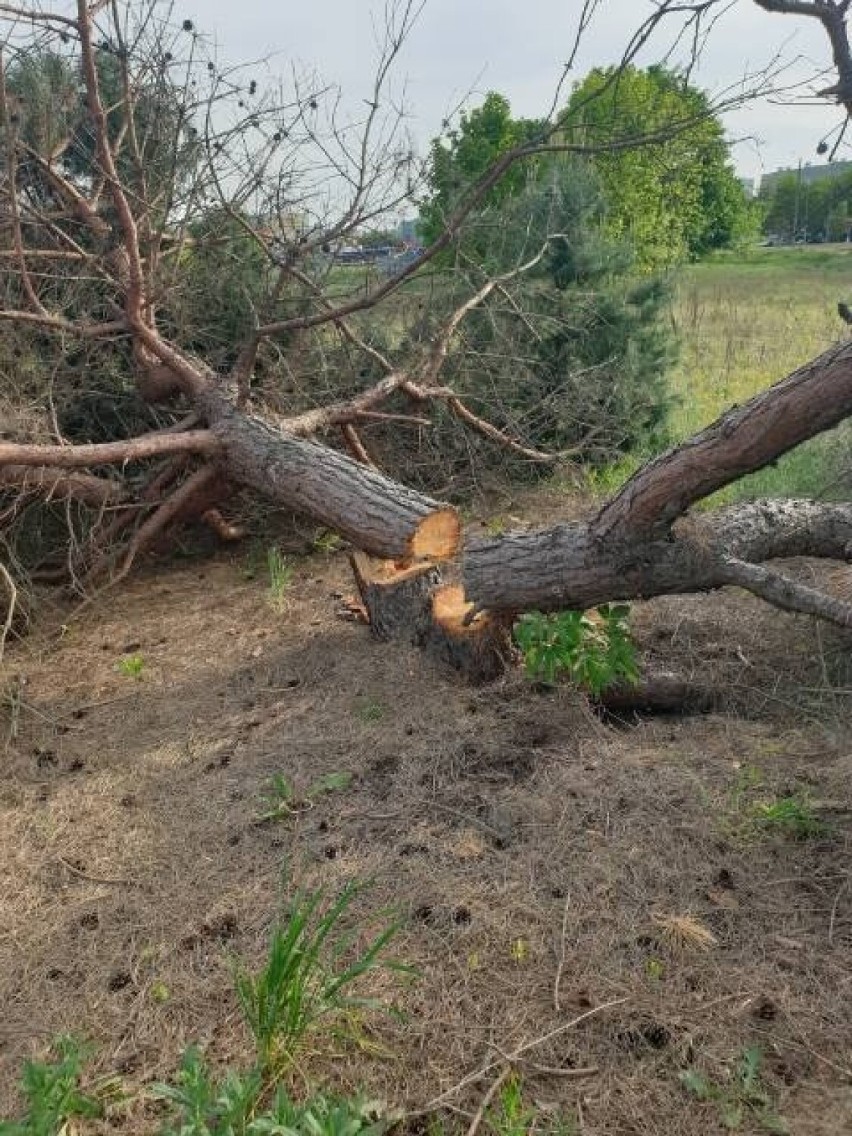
[396,218,419,243]
[760,160,852,195]
[738,177,755,198]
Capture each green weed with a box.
[486,1074,577,1136]
[267,547,294,610]
[680,1045,788,1132]
[233,882,405,1074]
[725,767,828,841]
[257,771,353,822]
[2,888,407,1134]
[356,699,384,723]
[751,793,828,840]
[153,1049,393,1136]
[0,1036,103,1135]
[116,653,145,679]
[514,605,639,694]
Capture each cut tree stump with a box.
[349,554,512,681]
[422,584,513,683]
[349,551,443,641]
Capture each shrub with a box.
[514,604,639,693]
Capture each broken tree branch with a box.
[594,337,852,540]
[0,431,222,469]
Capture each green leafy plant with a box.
[116,653,145,679]
[257,771,353,822]
[153,1048,393,1136]
[233,882,405,1073]
[680,1046,788,1133]
[267,547,294,610]
[0,1036,103,1136]
[513,604,639,693]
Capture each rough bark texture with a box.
[349,552,444,641]
[594,340,852,539]
[464,500,852,614]
[422,585,513,683]
[201,393,460,563]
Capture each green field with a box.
[671,246,850,435]
[595,246,852,502]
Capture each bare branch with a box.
[0,465,125,506]
[719,556,852,626]
[0,431,222,469]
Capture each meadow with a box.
[669,245,851,502]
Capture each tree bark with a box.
[464,500,852,618]
[594,339,852,540]
[200,392,460,563]
[349,551,443,641]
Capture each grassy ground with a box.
[590,245,852,501]
[671,246,851,503]
[1,548,851,1134]
[2,249,851,1134]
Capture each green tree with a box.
[760,167,852,242]
[419,93,544,246]
[414,150,675,475]
[564,65,756,267]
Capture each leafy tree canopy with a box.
[562,65,757,267]
[759,168,852,243]
[419,93,545,246]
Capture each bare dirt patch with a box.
[1,539,851,1134]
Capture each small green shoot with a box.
[257,770,352,822]
[312,528,343,555]
[680,1046,788,1133]
[233,881,405,1074]
[646,957,665,981]
[267,547,294,610]
[0,1036,103,1136]
[116,653,145,679]
[752,793,828,840]
[357,698,384,723]
[725,768,829,842]
[485,1074,577,1136]
[514,604,639,694]
[484,516,508,537]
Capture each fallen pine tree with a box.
[0,1,850,689]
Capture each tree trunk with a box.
[349,553,512,680]
[422,584,513,683]
[200,392,460,563]
[349,551,443,641]
[464,500,852,616]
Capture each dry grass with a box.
[1,540,851,1133]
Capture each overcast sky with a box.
[176,0,840,184]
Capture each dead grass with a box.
[1,537,851,1134]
